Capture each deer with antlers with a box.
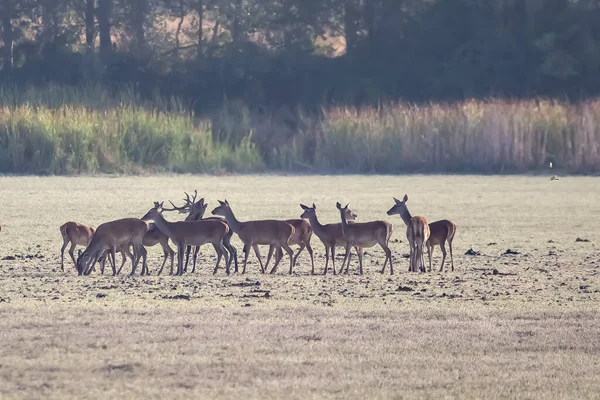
[387,194,455,272]
[299,203,358,275]
[335,202,394,275]
[142,202,230,275]
[163,191,239,274]
[76,218,149,276]
[211,199,295,274]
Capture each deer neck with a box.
[221,209,242,233]
[151,213,176,239]
[398,207,412,226]
[339,210,349,235]
[306,213,325,235]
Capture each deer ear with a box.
[198,198,205,206]
[394,197,401,204]
[218,200,225,206]
[300,204,308,210]
[403,194,408,202]
[225,199,230,205]
[336,202,342,209]
[312,203,316,210]
[345,203,349,209]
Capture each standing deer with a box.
[60,222,95,271]
[76,218,149,276]
[142,202,230,275]
[387,194,456,272]
[164,192,239,273]
[211,199,295,274]
[299,203,358,275]
[264,219,314,274]
[104,223,175,276]
[335,202,393,275]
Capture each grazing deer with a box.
[335,202,393,275]
[76,218,149,276]
[164,192,239,273]
[142,202,230,275]
[104,223,175,276]
[263,219,315,274]
[387,194,455,272]
[211,199,295,274]
[60,222,95,271]
[299,203,358,275]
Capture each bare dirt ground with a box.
[0,174,599,399]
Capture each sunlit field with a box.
[0,174,599,399]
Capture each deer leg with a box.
[380,242,393,275]
[176,244,185,275]
[448,240,454,272]
[98,251,106,275]
[241,245,250,274]
[293,244,305,268]
[439,242,447,272]
[61,240,70,271]
[306,242,314,275]
[427,243,433,272]
[157,245,168,276]
[265,245,275,272]
[211,243,223,274]
[270,246,283,274]
[191,245,200,273]
[354,247,363,275]
[420,245,426,273]
[139,245,148,275]
[346,247,358,274]
[282,243,294,275]
[252,244,265,273]
[223,234,238,273]
[323,246,330,275]
[341,244,351,275]
[184,245,191,273]
[330,246,336,275]
[109,248,118,276]
[168,245,175,275]
[409,245,414,272]
[124,247,135,275]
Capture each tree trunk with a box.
[1,0,13,73]
[344,0,359,57]
[131,0,147,55]
[97,0,112,57]
[363,0,377,47]
[41,0,58,41]
[85,0,95,49]
[196,0,203,60]
[231,0,243,43]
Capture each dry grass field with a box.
[0,174,599,399]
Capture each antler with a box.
[161,190,199,214]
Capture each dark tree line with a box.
[2,0,600,110]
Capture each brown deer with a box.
[387,194,455,272]
[299,203,358,275]
[211,199,295,274]
[103,224,175,276]
[142,202,230,275]
[336,202,393,275]
[263,219,315,274]
[164,192,238,274]
[76,218,149,276]
[60,222,95,271]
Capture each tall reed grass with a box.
[1,85,599,174]
[0,85,263,174]
[316,100,600,173]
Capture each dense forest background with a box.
[2,0,600,107]
[2,0,600,174]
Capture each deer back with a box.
[238,220,294,246]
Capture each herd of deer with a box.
[59,192,456,277]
